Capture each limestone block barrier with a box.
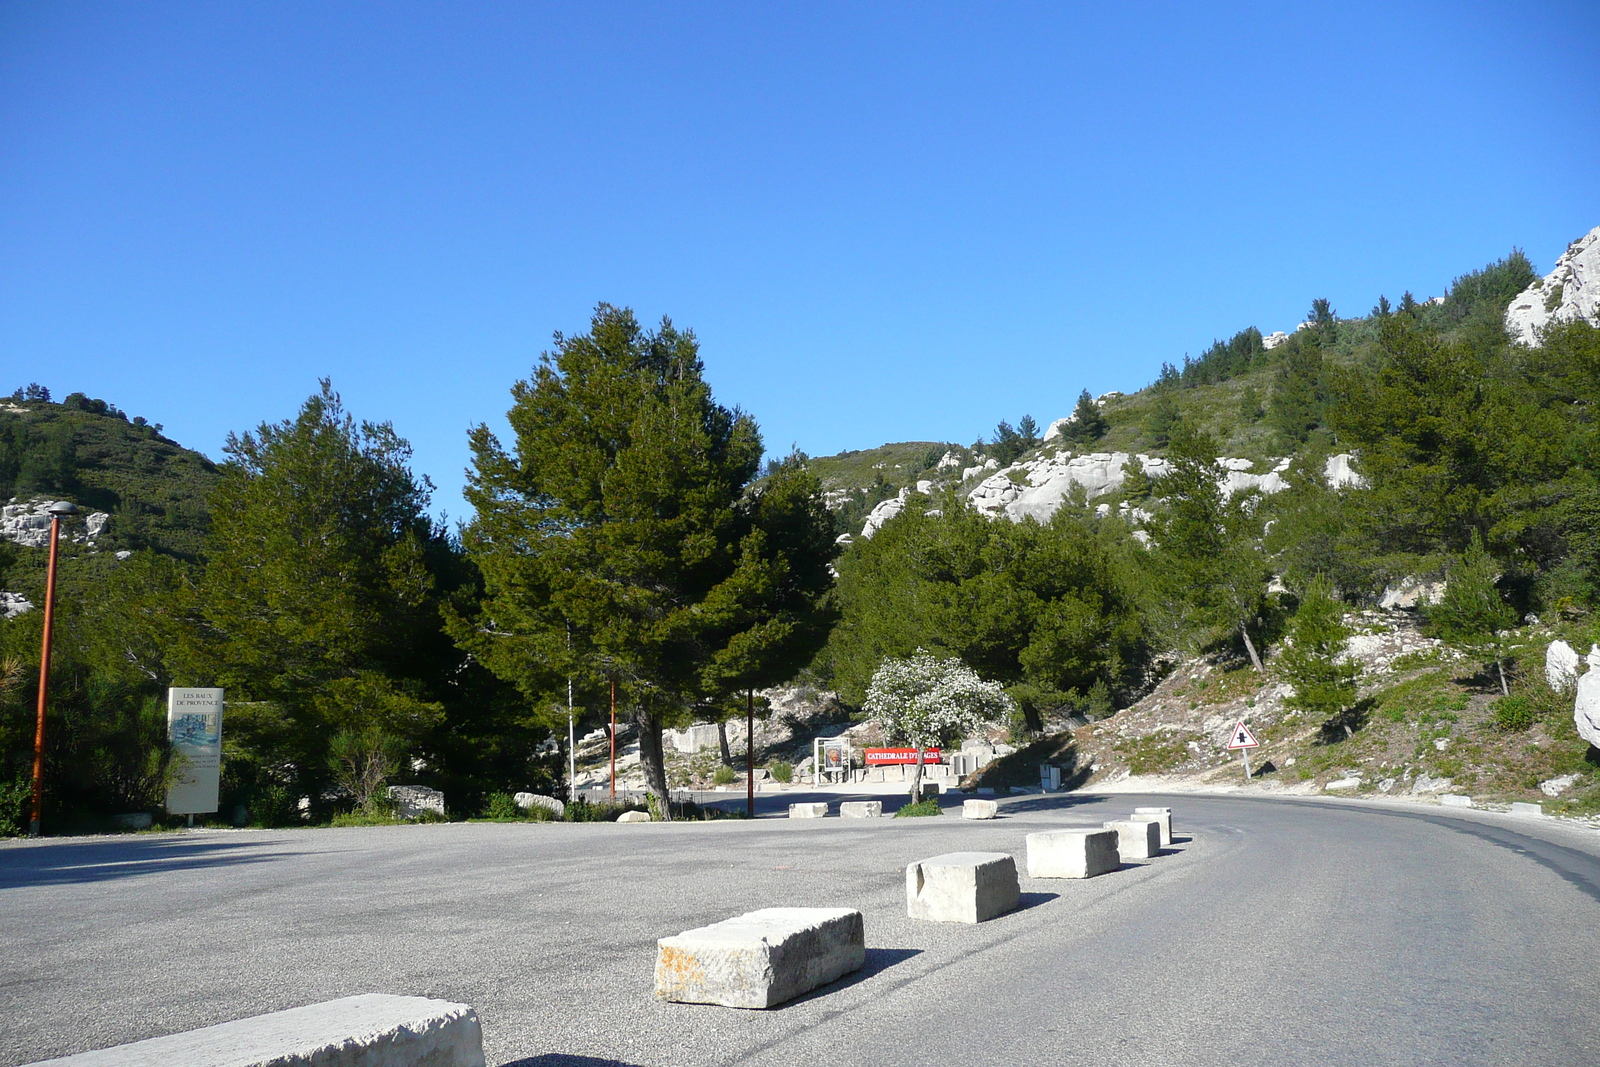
[388,785,445,820]
[906,851,1019,923]
[789,802,829,819]
[1103,818,1161,860]
[655,907,865,1008]
[1440,794,1473,808]
[514,792,565,817]
[839,801,882,818]
[962,799,998,820]
[1510,801,1544,817]
[25,994,485,1067]
[1026,829,1120,879]
[1132,806,1172,846]
[616,810,652,822]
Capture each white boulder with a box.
[1546,640,1581,692]
[513,792,565,817]
[616,810,651,823]
[1574,665,1600,749]
[1506,225,1600,345]
[1540,774,1580,797]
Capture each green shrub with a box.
[330,810,406,827]
[0,776,30,837]
[893,798,941,818]
[712,764,739,786]
[1492,696,1538,733]
[483,792,521,820]
[768,761,793,784]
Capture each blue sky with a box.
[3,1,1597,517]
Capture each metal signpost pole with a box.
[1242,747,1252,780]
[29,502,76,837]
[609,679,616,802]
[567,675,575,803]
[746,689,754,820]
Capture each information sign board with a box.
[167,687,223,815]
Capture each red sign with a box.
[864,748,943,765]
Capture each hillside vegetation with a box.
[4,234,1599,834]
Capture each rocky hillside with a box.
[0,390,219,612]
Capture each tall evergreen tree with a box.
[456,305,836,818]
[1143,424,1270,670]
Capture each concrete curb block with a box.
[839,801,882,818]
[906,851,1019,923]
[1025,829,1120,879]
[1104,818,1162,860]
[788,802,829,818]
[1132,807,1173,846]
[655,907,866,1008]
[961,799,998,820]
[24,994,485,1067]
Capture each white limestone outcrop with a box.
[1506,225,1600,345]
[1,498,111,549]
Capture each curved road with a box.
[2,792,1597,1066]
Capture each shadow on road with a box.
[786,946,924,1005]
[501,1056,649,1067]
[995,793,1114,816]
[0,836,300,889]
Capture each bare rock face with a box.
[1506,225,1600,345]
[1,498,112,549]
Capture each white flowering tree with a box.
[863,650,1016,803]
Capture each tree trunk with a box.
[1240,623,1264,673]
[910,745,926,805]
[1496,658,1509,697]
[635,708,673,822]
[717,719,732,766]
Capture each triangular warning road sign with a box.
[1226,720,1260,750]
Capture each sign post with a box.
[167,688,223,823]
[1226,720,1260,779]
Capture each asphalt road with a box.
[4,791,1599,1067]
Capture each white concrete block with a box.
[655,907,865,1008]
[616,810,651,822]
[962,799,998,820]
[1440,794,1473,807]
[1103,819,1161,860]
[1509,802,1543,817]
[26,994,484,1067]
[906,851,1019,923]
[1132,806,1172,845]
[1026,829,1120,879]
[839,801,881,818]
[788,802,829,819]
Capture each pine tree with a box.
[1279,576,1360,737]
[1065,389,1107,443]
[457,306,836,818]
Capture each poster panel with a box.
[167,687,223,815]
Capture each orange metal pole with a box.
[29,515,63,837]
[609,678,616,802]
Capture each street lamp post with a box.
[30,500,78,837]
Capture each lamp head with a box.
[46,501,79,517]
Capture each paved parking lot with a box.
[4,792,1599,1066]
